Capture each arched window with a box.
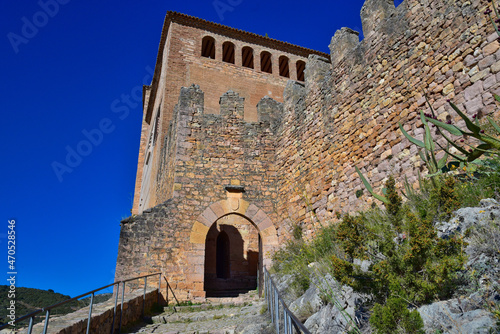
[242,46,254,69]
[222,41,235,64]
[201,36,215,59]
[216,231,230,279]
[260,51,272,74]
[296,60,305,81]
[279,56,290,78]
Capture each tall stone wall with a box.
[116,85,281,300]
[274,0,500,237]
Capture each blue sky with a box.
[1,0,403,298]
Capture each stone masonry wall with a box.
[116,85,281,300]
[274,0,500,238]
[133,19,315,214]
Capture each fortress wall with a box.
[275,0,500,237]
[117,85,282,300]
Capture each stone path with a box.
[124,291,274,334]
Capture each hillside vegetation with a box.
[0,286,112,327]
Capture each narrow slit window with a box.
[222,42,235,64]
[201,36,215,59]
[260,51,272,74]
[279,56,290,78]
[296,60,305,81]
[242,46,254,69]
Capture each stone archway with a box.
[188,197,278,299]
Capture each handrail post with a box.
[119,281,125,333]
[27,316,34,334]
[284,306,288,334]
[111,283,119,334]
[86,292,94,334]
[274,288,279,333]
[143,276,147,317]
[157,273,161,305]
[42,309,50,334]
[166,280,169,306]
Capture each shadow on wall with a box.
[204,217,259,297]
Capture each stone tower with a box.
[115,11,329,300]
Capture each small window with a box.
[296,60,305,81]
[279,56,290,78]
[222,41,235,64]
[153,105,161,145]
[260,51,272,74]
[201,36,215,59]
[242,46,254,69]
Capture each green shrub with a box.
[370,296,424,334]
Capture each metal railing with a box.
[264,267,311,334]
[0,272,179,334]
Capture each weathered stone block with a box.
[329,27,360,66]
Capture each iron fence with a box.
[264,267,311,334]
[0,272,179,334]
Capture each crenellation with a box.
[360,0,397,39]
[256,96,283,132]
[219,90,245,119]
[329,27,360,66]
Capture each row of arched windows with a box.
[201,36,305,81]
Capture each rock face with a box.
[422,198,500,334]
[436,199,500,296]
[276,265,370,334]
[437,198,500,238]
[418,295,496,334]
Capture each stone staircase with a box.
[124,291,274,334]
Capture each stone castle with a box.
[116,0,500,300]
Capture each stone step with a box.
[163,290,260,314]
[153,302,259,324]
[125,296,272,334]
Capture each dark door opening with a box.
[216,231,230,279]
[204,215,259,297]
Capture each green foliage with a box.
[385,176,402,218]
[273,224,339,294]
[331,176,467,329]
[356,166,390,204]
[335,214,368,261]
[401,97,500,169]
[399,109,449,179]
[370,297,424,334]
[292,223,303,240]
[429,176,460,220]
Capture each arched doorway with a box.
[188,198,278,300]
[204,214,259,297]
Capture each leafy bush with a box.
[370,296,424,334]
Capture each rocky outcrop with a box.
[275,200,500,334]
[418,294,496,334]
